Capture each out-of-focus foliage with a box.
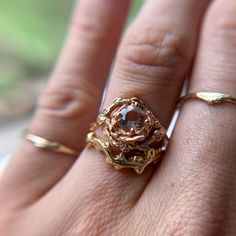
[0,0,143,95]
[0,0,144,85]
[130,0,144,21]
[0,0,73,92]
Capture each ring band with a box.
[86,97,168,174]
[23,132,78,156]
[179,92,236,107]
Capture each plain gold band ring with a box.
[23,132,78,156]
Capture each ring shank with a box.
[179,92,236,107]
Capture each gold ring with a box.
[179,92,236,107]
[86,97,168,174]
[23,131,78,156]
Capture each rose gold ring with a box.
[86,97,168,174]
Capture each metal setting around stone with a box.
[87,97,168,174]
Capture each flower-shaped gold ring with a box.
[86,97,168,174]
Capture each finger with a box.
[145,1,236,234]
[29,0,211,232]
[0,0,131,208]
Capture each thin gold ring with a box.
[179,92,236,107]
[23,131,78,156]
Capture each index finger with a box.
[0,0,131,209]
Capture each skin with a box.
[0,0,236,235]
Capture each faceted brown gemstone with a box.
[118,105,145,132]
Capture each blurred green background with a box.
[0,0,143,121]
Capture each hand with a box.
[1,0,236,235]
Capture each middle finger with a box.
[30,0,211,232]
[76,0,211,188]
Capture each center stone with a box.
[118,105,145,132]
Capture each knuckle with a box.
[71,4,114,45]
[38,78,97,121]
[119,27,190,78]
[73,19,112,45]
